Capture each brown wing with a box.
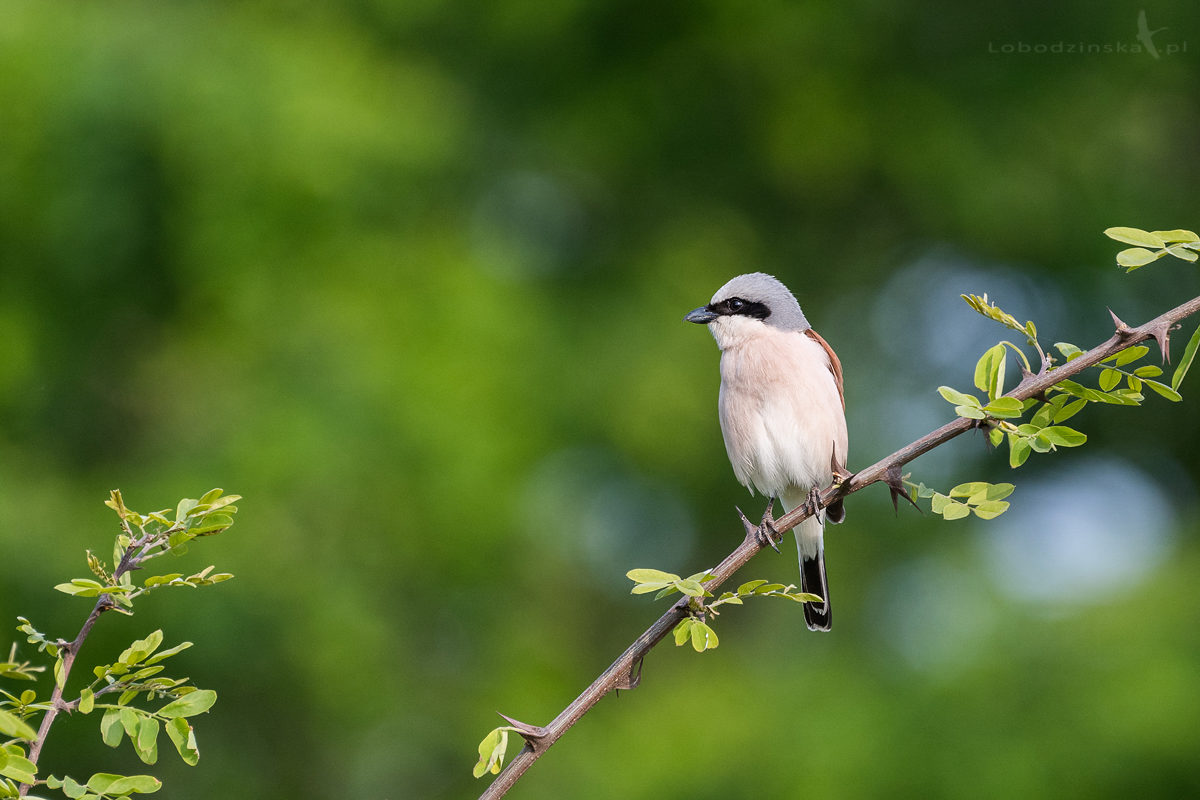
[805,328,848,524]
[803,328,844,410]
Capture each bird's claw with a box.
[804,487,823,517]
[757,497,781,553]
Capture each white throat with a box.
[708,315,770,351]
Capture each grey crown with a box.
[711,272,810,332]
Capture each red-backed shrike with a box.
[686,273,847,631]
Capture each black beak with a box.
[684,306,718,324]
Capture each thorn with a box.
[736,506,757,540]
[830,452,852,484]
[616,656,643,691]
[884,465,921,515]
[1109,308,1133,337]
[497,713,549,751]
[1146,319,1173,363]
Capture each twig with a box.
[18,535,151,795]
[479,292,1200,799]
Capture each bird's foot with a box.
[804,486,823,517]
[738,501,781,552]
[758,497,781,552]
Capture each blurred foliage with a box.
[1,0,1199,797]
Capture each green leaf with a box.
[948,482,988,498]
[1104,227,1166,247]
[938,386,980,407]
[625,569,679,584]
[157,689,216,719]
[972,500,1010,520]
[974,344,1007,400]
[1151,229,1199,243]
[472,728,509,779]
[982,397,1024,419]
[982,483,1015,501]
[954,405,986,420]
[1031,403,1054,428]
[1171,322,1200,391]
[940,501,970,521]
[100,709,124,748]
[119,708,140,738]
[1167,246,1199,262]
[1039,426,1087,447]
[0,710,36,741]
[630,582,671,595]
[119,631,164,666]
[690,621,718,652]
[988,427,1004,447]
[1112,345,1150,367]
[0,752,36,784]
[86,774,161,795]
[1101,388,1143,406]
[1055,380,1107,403]
[54,579,104,597]
[779,592,825,604]
[672,579,707,597]
[61,776,88,799]
[1132,365,1163,377]
[673,618,693,646]
[1009,435,1032,468]
[78,688,94,715]
[175,498,198,523]
[1143,379,1183,402]
[1115,248,1162,269]
[144,642,193,666]
[165,718,199,766]
[736,580,767,595]
[1098,368,1121,391]
[189,514,234,535]
[1054,342,1083,360]
[134,717,159,765]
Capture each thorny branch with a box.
[478,292,1200,800]
[21,527,155,795]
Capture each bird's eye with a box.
[727,298,744,312]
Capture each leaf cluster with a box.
[1104,227,1200,271]
[908,481,1014,521]
[626,571,821,654]
[940,300,1195,472]
[0,490,236,800]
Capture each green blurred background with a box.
[2,1,1199,797]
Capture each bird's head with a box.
[684,272,810,350]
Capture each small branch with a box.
[19,540,148,796]
[479,292,1200,799]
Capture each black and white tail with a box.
[795,515,832,631]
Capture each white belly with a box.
[717,327,847,512]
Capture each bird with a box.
[1136,10,1166,59]
[685,273,848,631]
